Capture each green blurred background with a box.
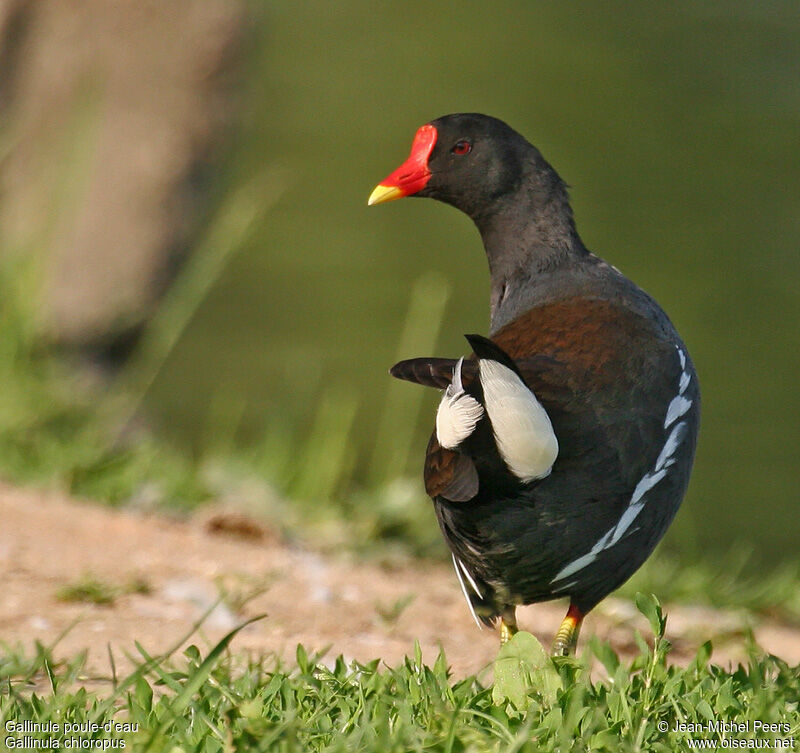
[3,2,798,571]
[151,2,798,562]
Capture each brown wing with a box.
[423,434,479,502]
[493,298,681,492]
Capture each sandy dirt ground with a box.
[1,482,798,687]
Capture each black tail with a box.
[390,357,464,388]
[390,335,520,388]
[464,334,523,377]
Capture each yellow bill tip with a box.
[368,183,405,206]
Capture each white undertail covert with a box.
[479,359,558,482]
[435,358,485,449]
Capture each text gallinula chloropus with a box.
[368,113,700,655]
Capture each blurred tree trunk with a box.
[0,0,247,361]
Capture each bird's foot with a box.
[552,603,583,656]
[499,619,518,645]
[499,607,518,644]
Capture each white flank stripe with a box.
[654,423,687,472]
[479,360,558,482]
[552,551,598,582]
[552,346,693,584]
[664,394,692,428]
[436,358,484,449]
[609,503,644,546]
[631,467,668,505]
[552,580,578,593]
[458,559,483,598]
[451,553,482,628]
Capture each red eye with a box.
[452,140,472,155]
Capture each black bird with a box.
[368,113,700,655]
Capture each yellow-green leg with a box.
[499,607,518,644]
[552,603,583,656]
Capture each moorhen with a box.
[368,113,700,655]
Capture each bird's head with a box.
[368,113,535,219]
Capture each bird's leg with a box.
[499,606,518,644]
[552,603,583,656]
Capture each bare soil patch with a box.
[1,483,798,683]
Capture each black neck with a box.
[471,171,585,325]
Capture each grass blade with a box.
[141,614,265,751]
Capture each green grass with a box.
[2,596,798,752]
[56,574,152,607]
